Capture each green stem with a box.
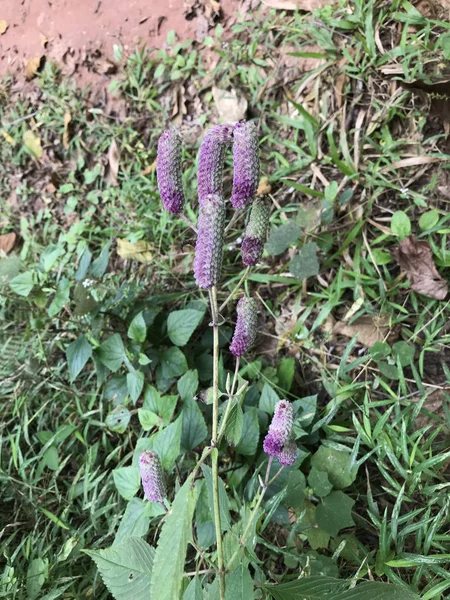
[217,358,240,442]
[210,286,225,600]
[218,267,250,313]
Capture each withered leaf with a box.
[25,56,43,80]
[107,140,120,186]
[393,236,448,300]
[257,176,271,196]
[63,112,71,150]
[212,87,247,122]
[0,233,17,255]
[116,239,153,263]
[333,315,398,348]
[0,20,8,34]
[23,130,43,159]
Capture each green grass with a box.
[2,0,450,598]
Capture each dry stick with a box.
[209,286,226,600]
[219,267,250,313]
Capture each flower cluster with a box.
[139,451,167,503]
[263,400,297,466]
[231,121,260,210]
[156,129,185,214]
[193,193,226,289]
[229,296,258,357]
[197,124,234,206]
[241,197,270,266]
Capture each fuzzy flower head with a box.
[263,400,294,456]
[197,124,234,206]
[157,129,185,214]
[139,450,167,503]
[231,121,260,210]
[194,193,226,289]
[229,296,258,357]
[277,440,297,466]
[241,197,270,266]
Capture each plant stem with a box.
[210,285,225,600]
[230,357,240,396]
[180,213,197,232]
[218,267,250,313]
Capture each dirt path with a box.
[0,0,242,83]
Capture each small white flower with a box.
[400,187,409,195]
[82,278,94,288]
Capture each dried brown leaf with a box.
[261,0,333,9]
[0,233,16,255]
[257,177,271,196]
[212,87,247,122]
[141,160,157,176]
[107,140,120,186]
[0,20,8,34]
[1,129,15,146]
[63,112,71,150]
[25,56,43,80]
[116,239,153,263]
[393,236,448,300]
[333,315,397,348]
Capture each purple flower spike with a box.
[229,296,258,357]
[263,400,294,456]
[241,197,270,266]
[277,441,297,466]
[198,124,234,206]
[139,450,167,503]
[231,121,260,210]
[157,129,185,214]
[194,193,226,289]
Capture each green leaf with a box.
[294,395,317,427]
[236,408,259,456]
[259,383,280,414]
[105,376,128,405]
[105,406,131,433]
[128,312,147,343]
[84,537,155,600]
[138,409,159,431]
[48,278,71,317]
[225,564,253,600]
[289,243,320,281]
[419,210,439,231]
[150,478,198,600]
[371,248,392,265]
[181,396,208,451]
[377,360,399,380]
[202,463,230,531]
[167,309,204,346]
[391,210,411,239]
[10,271,34,296]
[66,335,92,381]
[43,446,59,471]
[266,222,301,256]
[392,341,415,367]
[143,387,178,424]
[127,369,145,404]
[311,446,356,490]
[315,491,355,537]
[178,369,199,401]
[115,498,150,544]
[184,577,203,600]
[27,557,49,599]
[158,347,188,379]
[153,417,182,470]
[223,399,244,447]
[113,466,141,500]
[308,467,333,497]
[333,582,421,599]
[277,358,295,392]
[369,341,391,360]
[98,334,126,372]
[90,241,111,277]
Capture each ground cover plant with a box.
[2,0,450,598]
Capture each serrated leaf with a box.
[98,334,126,372]
[158,347,188,379]
[177,369,199,401]
[27,557,48,599]
[289,243,319,281]
[315,491,355,537]
[333,582,421,599]
[259,383,280,414]
[184,576,203,600]
[113,466,141,500]
[265,222,301,256]
[105,406,131,433]
[151,478,198,600]
[84,537,155,600]
[115,498,150,544]
[225,564,253,600]
[181,396,208,451]
[311,446,356,490]
[167,309,204,346]
[284,470,306,509]
[66,335,92,381]
[143,387,178,425]
[235,408,259,456]
[201,464,230,531]
[128,312,147,342]
[223,399,244,446]
[153,417,182,470]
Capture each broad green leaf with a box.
[236,408,259,456]
[225,564,253,600]
[43,446,59,471]
[27,557,49,599]
[105,406,131,433]
[10,271,34,296]
[419,210,439,231]
[113,466,141,500]
[158,347,188,379]
[181,396,208,451]
[223,399,244,447]
[128,312,147,343]
[167,309,204,346]
[151,478,198,600]
[333,582,421,600]
[201,463,230,531]
[293,395,317,427]
[391,210,411,239]
[178,369,199,401]
[184,576,203,600]
[277,358,295,392]
[104,376,128,405]
[138,409,159,431]
[48,277,71,317]
[311,446,356,490]
[90,241,111,277]
[259,383,280,414]
[392,341,414,367]
[115,498,150,544]
[153,417,182,470]
[265,222,301,256]
[66,335,92,381]
[127,369,145,404]
[143,386,178,424]
[84,537,155,600]
[284,470,306,508]
[289,243,319,281]
[98,334,126,372]
[369,341,390,360]
[308,467,333,497]
[315,491,355,537]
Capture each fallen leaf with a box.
[392,236,448,300]
[257,176,271,196]
[0,233,16,255]
[23,130,43,159]
[212,87,248,122]
[107,140,120,186]
[141,160,157,176]
[116,239,153,263]
[0,20,8,34]
[333,315,397,348]
[196,14,209,43]
[63,112,71,150]
[25,56,43,80]
[261,0,333,9]
[1,129,15,146]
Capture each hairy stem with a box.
[219,267,250,313]
[179,213,197,232]
[210,286,225,599]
